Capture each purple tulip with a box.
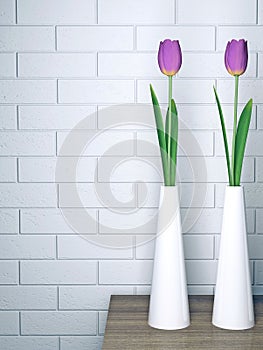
[224,39,248,76]
[158,39,182,76]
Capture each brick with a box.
[257,106,263,130]
[99,260,153,284]
[21,209,97,234]
[0,26,55,52]
[0,131,56,156]
[57,130,134,156]
[0,106,17,130]
[98,0,174,24]
[58,80,134,104]
[253,286,263,295]
[258,54,263,78]
[98,53,158,77]
[177,0,256,24]
[135,286,151,294]
[0,80,56,103]
[0,261,18,284]
[252,261,263,284]
[248,235,263,259]
[21,311,96,335]
[216,130,263,157]
[188,286,214,295]
[186,261,217,284]
[256,209,263,233]
[177,156,254,183]
[59,286,133,309]
[57,26,133,51]
[137,183,214,208]
[21,261,97,285]
[0,132,55,156]
[59,183,136,208]
[182,208,222,234]
[179,53,256,78]
[0,54,16,77]
[0,236,55,259]
[136,235,214,260]
[256,157,263,182]
[0,209,18,234]
[99,311,107,335]
[0,0,15,24]
[19,105,96,130]
[98,156,162,183]
[0,337,58,350]
[136,130,214,156]
[184,235,214,259]
[19,157,97,183]
[137,79,214,103]
[0,184,57,208]
[18,53,96,78]
[244,184,263,208]
[98,104,155,130]
[58,235,133,259]
[0,286,57,309]
[0,158,16,182]
[17,0,96,24]
[0,312,18,335]
[99,208,157,234]
[217,26,263,51]
[136,26,215,51]
[60,336,103,350]
[259,0,263,24]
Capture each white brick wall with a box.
[0,1,262,349]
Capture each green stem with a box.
[231,75,239,186]
[167,76,173,185]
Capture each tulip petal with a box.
[225,39,248,76]
[157,39,182,76]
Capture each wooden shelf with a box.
[102,295,263,349]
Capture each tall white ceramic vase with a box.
[148,185,190,330]
[212,186,254,330]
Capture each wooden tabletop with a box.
[102,295,263,349]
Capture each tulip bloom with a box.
[225,39,248,76]
[214,38,252,187]
[158,39,182,76]
[150,39,182,186]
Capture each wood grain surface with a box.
[102,295,263,349]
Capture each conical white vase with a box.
[148,185,190,330]
[212,185,254,330]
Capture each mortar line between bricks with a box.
[257,0,259,24]
[96,0,99,24]
[19,311,21,335]
[15,0,18,24]
[15,52,19,77]
[174,0,177,24]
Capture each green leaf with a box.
[170,99,178,186]
[234,99,252,186]
[213,86,231,184]
[150,84,169,185]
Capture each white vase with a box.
[148,185,190,330]
[212,185,254,330]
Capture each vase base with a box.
[212,319,254,331]
[148,321,190,330]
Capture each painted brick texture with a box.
[0,0,262,349]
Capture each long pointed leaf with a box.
[234,99,252,186]
[150,84,169,185]
[170,99,178,186]
[213,86,231,184]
